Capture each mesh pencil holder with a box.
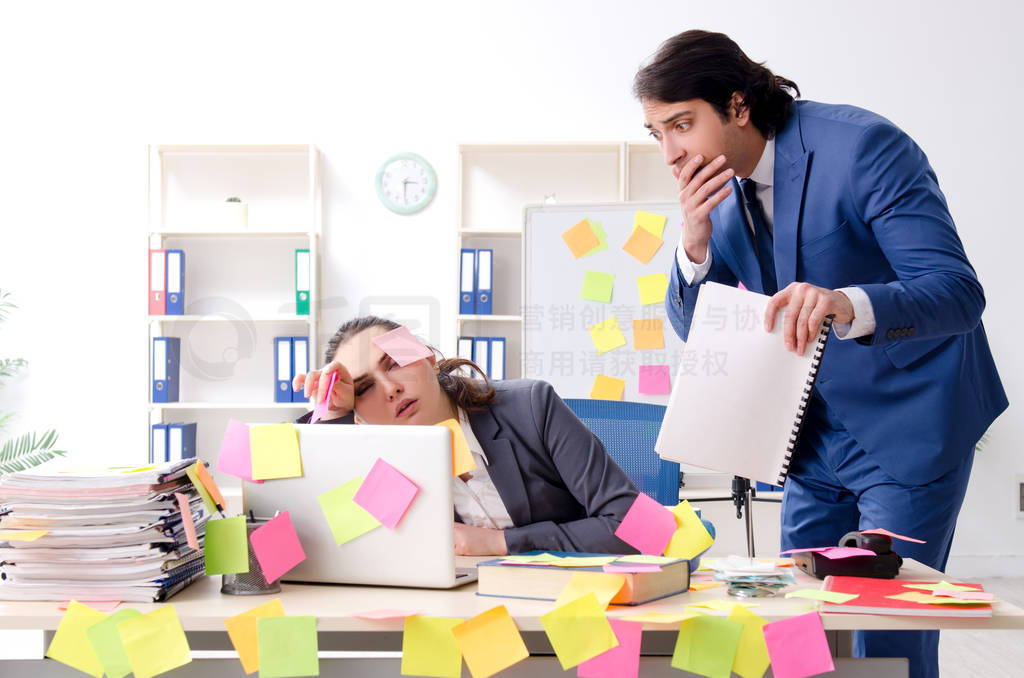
[220,519,281,595]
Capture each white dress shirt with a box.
[451,408,515,530]
[675,137,876,340]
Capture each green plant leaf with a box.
[0,429,67,474]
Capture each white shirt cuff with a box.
[832,286,876,339]
[676,238,712,287]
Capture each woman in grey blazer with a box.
[295,315,640,556]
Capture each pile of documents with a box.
[0,459,208,602]
[710,555,796,597]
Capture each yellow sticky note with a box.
[117,605,191,678]
[728,605,770,678]
[554,572,626,609]
[634,211,667,239]
[622,225,663,265]
[588,316,627,354]
[690,600,758,611]
[637,273,670,306]
[0,529,48,542]
[785,589,859,604]
[435,418,476,476]
[250,424,302,480]
[550,556,619,568]
[632,318,665,350]
[664,500,715,560]
[541,593,619,670]
[887,591,992,606]
[902,581,980,593]
[402,616,464,678]
[615,554,678,565]
[562,219,602,259]
[590,375,625,401]
[689,581,722,592]
[224,598,286,675]
[451,606,529,678]
[621,611,702,624]
[46,600,107,678]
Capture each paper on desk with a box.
[664,500,714,560]
[633,318,665,350]
[224,598,285,675]
[761,611,834,678]
[257,616,319,678]
[353,458,420,530]
[250,424,303,480]
[637,273,670,307]
[540,593,619,670]
[785,589,859,604]
[174,492,200,550]
[371,326,433,367]
[582,271,615,303]
[562,218,602,259]
[588,317,627,354]
[860,528,926,543]
[46,600,107,678]
[634,211,667,239]
[727,605,770,678]
[435,418,476,477]
[204,516,249,575]
[614,492,677,556]
[671,613,743,678]
[317,477,381,545]
[554,572,626,609]
[402,616,464,678]
[249,510,306,584]
[622,225,663,265]
[577,618,641,678]
[117,605,192,678]
[84,608,141,678]
[590,375,625,401]
[0,529,48,541]
[451,605,530,678]
[216,419,261,482]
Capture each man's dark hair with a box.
[633,30,800,139]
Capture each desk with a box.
[1,558,1021,677]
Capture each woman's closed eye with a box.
[355,380,373,396]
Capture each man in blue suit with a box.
[635,30,1007,678]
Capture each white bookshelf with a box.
[146,144,322,473]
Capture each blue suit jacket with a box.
[666,100,1007,486]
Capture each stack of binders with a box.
[274,336,310,403]
[151,423,198,464]
[459,248,493,315]
[0,459,209,602]
[457,336,506,380]
[149,249,186,315]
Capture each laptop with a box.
[244,424,477,589]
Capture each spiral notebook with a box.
[655,282,832,486]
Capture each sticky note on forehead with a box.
[371,326,434,366]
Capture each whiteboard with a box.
[523,202,686,404]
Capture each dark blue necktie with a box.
[740,178,778,295]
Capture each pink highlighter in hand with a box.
[308,370,339,425]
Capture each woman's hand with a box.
[453,523,508,556]
[292,361,355,420]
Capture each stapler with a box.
[792,530,903,580]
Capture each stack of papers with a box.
[0,459,209,602]
[711,556,796,597]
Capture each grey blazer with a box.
[298,379,639,554]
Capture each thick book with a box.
[655,282,832,486]
[820,576,992,618]
[476,551,690,605]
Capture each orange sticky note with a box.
[562,219,602,259]
[224,598,286,675]
[622,226,663,265]
[436,418,476,476]
[451,606,529,678]
[632,318,665,350]
[590,375,625,401]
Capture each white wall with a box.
[1,0,1021,574]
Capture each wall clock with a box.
[375,152,437,214]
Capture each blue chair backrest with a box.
[564,399,680,506]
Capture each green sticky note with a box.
[317,477,381,545]
[402,616,464,678]
[117,605,192,678]
[541,593,619,670]
[205,516,250,575]
[85,609,142,678]
[581,271,615,303]
[257,616,319,678]
[671,614,744,678]
[250,424,303,480]
[785,589,860,604]
[582,219,608,257]
[46,600,107,678]
[728,605,770,678]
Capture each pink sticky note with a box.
[174,492,200,550]
[603,563,662,574]
[215,419,262,483]
[613,493,677,556]
[308,371,338,425]
[778,547,831,555]
[819,547,877,560]
[860,528,927,544]
[353,609,425,620]
[371,326,433,367]
[577,619,641,678]
[59,600,121,613]
[352,458,420,530]
[638,365,671,395]
[249,511,307,584]
[934,590,995,601]
[762,612,835,678]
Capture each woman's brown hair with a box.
[323,315,496,412]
